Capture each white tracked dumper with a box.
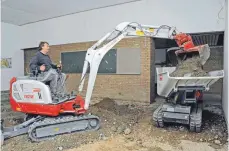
[153,67,224,132]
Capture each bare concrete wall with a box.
[223,0,228,126]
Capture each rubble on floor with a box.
[1,98,228,151]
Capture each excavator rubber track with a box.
[28,114,100,142]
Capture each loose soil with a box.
[170,55,208,77]
[1,98,228,151]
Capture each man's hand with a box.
[57,64,62,69]
[40,64,46,71]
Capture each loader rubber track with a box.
[189,103,202,133]
[28,114,100,142]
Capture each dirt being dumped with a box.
[170,55,208,77]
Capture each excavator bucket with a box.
[175,44,210,65]
[167,44,210,66]
[168,33,211,66]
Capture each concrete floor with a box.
[203,93,222,106]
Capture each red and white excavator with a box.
[1,22,213,144]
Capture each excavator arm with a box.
[78,22,209,110]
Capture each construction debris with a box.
[111,126,117,132]
[58,146,63,150]
[117,126,125,134]
[214,140,221,145]
[1,99,228,151]
[170,55,208,77]
[124,128,131,135]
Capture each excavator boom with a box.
[78,22,210,110]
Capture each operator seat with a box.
[17,74,51,87]
[24,69,52,86]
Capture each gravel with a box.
[179,126,185,131]
[58,146,63,150]
[124,128,131,135]
[111,126,117,132]
[99,133,107,140]
[214,140,221,145]
[117,126,125,134]
[1,98,228,151]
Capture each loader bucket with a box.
[197,44,211,65]
[170,44,210,66]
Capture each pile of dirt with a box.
[2,99,146,151]
[1,104,24,127]
[3,118,24,127]
[170,55,208,77]
[93,97,140,116]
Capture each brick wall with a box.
[24,37,154,103]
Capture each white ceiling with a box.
[1,0,139,26]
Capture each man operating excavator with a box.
[29,41,66,101]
